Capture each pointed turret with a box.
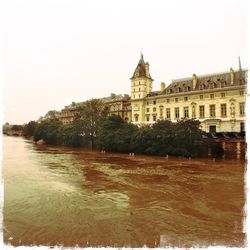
[130,54,153,80]
[130,54,153,102]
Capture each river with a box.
[2,135,246,247]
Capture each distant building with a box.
[104,94,132,122]
[130,54,247,133]
[56,95,131,125]
[56,104,81,125]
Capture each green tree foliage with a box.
[98,117,211,157]
[34,119,62,145]
[60,124,87,147]
[96,115,138,152]
[173,119,208,157]
[23,121,38,137]
[74,99,108,149]
[11,124,23,131]
[44,110,58,120]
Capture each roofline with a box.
[130,76,154,81]
[172,68,248,83]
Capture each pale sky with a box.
[2,0,249,124]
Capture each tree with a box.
[11,124,23,131]
[44,110,58,120]
[174,119,207,157]
[60,125,86,147]
[34,118,62,145]
[74,99,108,149]
[97,115,138,152]
[23,121,38,137]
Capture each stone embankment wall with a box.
[219,139,246,160]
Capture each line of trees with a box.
[21,99,223,158]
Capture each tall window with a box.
[221,93,225,98]
[240,102,245,116]
[199,106,205,118]
[175,98,178,103]
[240,122,245,132]
[146,108,150,112]
[221,104,227,117]
[184,107,189,118]
[175,107,180,119]
[153,115,157,121]
[210,105,216,117]
[200,95,203,100]
[166,98,170,103]
[159,107,163,117]
[166,108,171,119]
[184,96,188,101]
[210,94,214,99]
[192,106,196,118]
[153,107,156,112]
[146,116,150,122]
[135,115,139,122]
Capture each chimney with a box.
[160,82,166,92]
[192,74,197,89]
[145,62,150,77]
[238,56,242,71]
[230,67,234,85]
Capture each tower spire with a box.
[238,56,242,71]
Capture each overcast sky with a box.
[2,0,249,124]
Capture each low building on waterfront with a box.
[130,54,247,133]
[104,94,132,122]
[56,94,132,125]
[56,102,83,125]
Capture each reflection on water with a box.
[3,136,246,247]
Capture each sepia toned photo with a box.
[1,0,248,248]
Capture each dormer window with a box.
[210,82,216,89]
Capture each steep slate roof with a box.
[130,54,153,80]
[160,69,247,95]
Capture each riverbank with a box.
[33,138,246,166]
[5,134,246,160]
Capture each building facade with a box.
[56,95,132,125]
[105,95,132,122]
[56,105,81,125]
[130,54,247,133]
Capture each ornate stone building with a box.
[104,95,132,122]
[55,54,247,133]
[130,54,247,133]
[56,103,83,125]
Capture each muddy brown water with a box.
[2,136,246,247]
